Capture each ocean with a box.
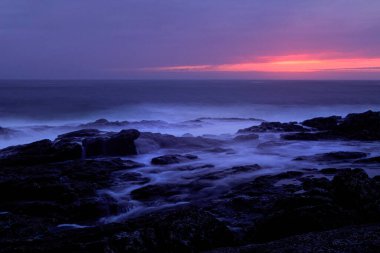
[1,80,380,125]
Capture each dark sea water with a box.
[1,80,380,125]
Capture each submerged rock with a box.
[233,134,259,141]
[136,132,223,153]
[294,151,368,162]
[151,154,198,165]
[0,126,19,138]
[238,122,308,133]
[355,156,380,163]
[79,118,129,128]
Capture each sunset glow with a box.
[146,55,380,73]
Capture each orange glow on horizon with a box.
[144,55,380,73]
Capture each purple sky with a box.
[1,0,380,79]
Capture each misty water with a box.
[1,80,380,223]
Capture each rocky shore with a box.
[1,111,380,252]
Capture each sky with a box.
[1,0,380,79]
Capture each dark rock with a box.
[82,129,140,157]
[336,110,380,140]
[251,196,348,242]
[1,207,234,253]
[238,122,308,133]
[195,164,261,181]
[302,116,342,130]
[151,154,198,165]
[319,168,339,174]
[0,139,82,166]
[0,128,140,165]
[80,118,129,128]
[131,184,184,201]
[205,223,380,253]
[122,159,145,169]
[355,156,380,164]
[294,151,368,162]
[136,132,223,153]
[282,132,337,141]
[231,169,380,243]
[57,129,101,139]
[233,134,259,141]
[331,168,378,207]
[302,177,331,192]
[118,172,150,184]
[0,159,127,224]
[285,110,380,141]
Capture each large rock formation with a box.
[284,110,380,141]
[0,129,140,165]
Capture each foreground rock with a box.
[205,168,380,245]
[205,223,380,253]
[0,159,128,227]
[1,206,234,253]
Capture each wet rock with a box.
[82,129,140,157]
[1,207,234,253]
[302,116,342,130]
[302,177,331,192]
[205,223,380,253]
[282,132,337,141]
[355,156,380,164]
[79,118,129,128]
[0,128,140,165]
[294,151,368,162]
[238,122,308,133]
[131,184,185,201]
[136,132,223,153]
[331,168,378,207]
[122,159,145,169]
[196,165,262,181]
[0,159,127,224]
[319,168,339,174]
[151,154,198,165]
[0,139,82,166]
[337,110,380,140]
[57,129,101,139]
[285,110,380,141]
[233,134,259,141]
[118,172,150,184]
[251,197,349,242]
